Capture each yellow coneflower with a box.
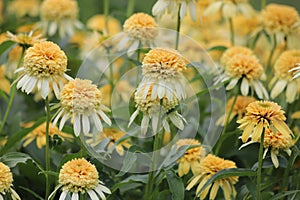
[50,158,111,200]
[87,14,121,35]
[14,41,72,99]
[216,48,268,99]
[0,162,21,200]
[176,139,206,177]
[204,0,254,19]
[237,100,293,143]
[21,121,72,149]
[186,154,238,200]
[120,13,158,56]
[136,48,188,101]
[6,31,45,48]
[152,0,198,21]
[86,127,131,156]
[261,4,300,35]
[217,95,256,125]
[52,78,111,137]
[39,0,83,37]
[270,50,300,103]
[0,66,10,94]
[233,14,260,37]
[129,83,186,135]
[8,0,40,18]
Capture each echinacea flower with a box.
[52,78,112,137]
[204,0,254,19]
[14,41,72,99]
[0,65,10,94]
[87,14,121,35]
[261,4,300,35]
[270,50,300,103]
[86,127,131,156]
[0,162,21,200]
[21,121,72,149]
[237,100,293,143]
[119,13,158,56]
[39,0,83,37]
[129,83,186,135]
[6,31,45,48]
[136,48,188,101]
[220,46,254,66]
[152,0,197,21]
[49,158,111,200]
[216,49,268,99]
[186,154,238,200]
[176,138,206,177]
[8,0,40,18]
[217,95,256,125]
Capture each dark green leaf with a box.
[0,152,32,168]
[0,41,15,56]
[207,45,228,52]
[269,190,300,200]
[166,170,184,200]
[19,186,44,200]
[111,174,148,192]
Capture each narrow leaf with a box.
[0,152,32,168]
[166,170,184,200]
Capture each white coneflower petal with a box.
[271,79,287,99]
[141,115,150,135]
[87,190,98,200]
[59,191,67,200]
[241,78,249,96]
[72,193,79,200]
[82,115,90,134]
[286,81,297,103]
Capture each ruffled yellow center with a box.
[274,50,300,80]
[176,139,206,162]
[0,162,13,193]
[23,41,67,78]
[59,158,99,193]
[60,79,102,115]
[41,0,78,21]
[225,54,263,81]
[264,129,294,150]
[221,46,254,66]
[227,96,256,116]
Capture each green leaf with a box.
[116,150,137,176]
[269,190,300,200]
[166,170,184,200]
[111,174,148,193]
[196,168,256,196]
[19,186,44,200]
[0,90,9,104]
[0,41,15,56]
[207,45,228,52]
[0,152,32,168]
[0,117,45,155]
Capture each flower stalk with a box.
[257,130,265,200]
[45,96,51,199]
[175,4,181,50]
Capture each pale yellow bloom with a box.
[21,121,73,149]
[262,4,300,35]
[233,14,260,36]
[8,0,40,18]
[15,41,71,99]
[87,14,121,35]
[237,100,292,143]
[220,46,254,66]
[0,66,10,94]
[270,50,300,103]
[186,154,238,200]
[176,139,206,177]
[52,78,111,137]
[6,31,45,48]
[0,162,21,200]
[50,158,111,200]
[39,0,83,37]
[86,128,131,156]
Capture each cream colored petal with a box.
[186,174,203,190]
[222,180,232,200]
[241,78,249,96]
[241,123,255,142]
[271,150,279,168]
[203,2,223,16]
[286,81,298,103]
[252,122,263,142]
[226,78,239,90]
[272,119,292,136]
[270,79,287,99]
[291,111,300,119]
[209,182,220,200]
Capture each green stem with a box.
[126,0,135,17]
[175,4,181,50]
[267,34,277,70]
[0,47,25,134]
[257,130,265,200]
[214,91,239,155]
[45,97,51,199]
[281,149,297,192]
[229,17,235,46]
[104,0,109,34]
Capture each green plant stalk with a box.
[214,90,239,155]
[104,0,109,34]
[256,130,265,200]
[145,101,164,199]
[45,97,51,199]
[281,149,297,192]
[175,4,181,50]
[229,17,235,46]
[267,34,277,72]
[136,44,141,85]
[0,47,25,134]
[126,0,135,17]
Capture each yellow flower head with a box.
[186,154,238,200]
[274,50,300,80]
[123,12,158,42]
[7,31,45,48]
[262,4,300,35]
[59,158,99,192]
[0,162,13,194]
[53,78,111,136]
[41,0,78,21]
[176,139,206,177]
[233,14,259,36]
[87,14,121,35]
[221,46,254,66]
[8,0,40,18]
[22,121,72,149]
[237,100,292,143]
